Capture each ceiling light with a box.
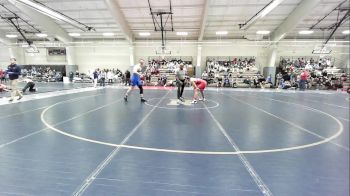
[36,33,48,37]
[69,33,81,37]
[216,31,228,35]
[342,30,350,35]
[139,32,151,36]
[256,30,270,35]
[176,32,188,36]
[5,34,18,38]
[102,32,114,36]
[299,30,314,35]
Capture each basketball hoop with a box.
[155,46,171,55]
[25,45,39,53]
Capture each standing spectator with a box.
[299,70,309,90]
[99,70,106,87]
[0,69,5,84]
[93,69,99,88]
[125,70,131,86]
[107,70,114,84]
[69,71,74,82]
[7,58,23,101]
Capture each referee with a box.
[176,63,186,102]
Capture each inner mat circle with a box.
[40,95,343,155]
[144,98,220,110]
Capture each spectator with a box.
[299,70,309,90]
[125,70,131,86]
[276,72,283,87]
[99,70,106,87]
[0,69,5,84]
[93,69,99,88]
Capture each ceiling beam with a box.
[239,0,286,30]
[198,0,209,41]
[104,0,134,43]
[323,10,349,45]
[8,0,72,43]
[270,0,320,42]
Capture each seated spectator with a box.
[223,76,230,87]
[282,80,292,89]
[258,75,266,89]
[266,74,273,84]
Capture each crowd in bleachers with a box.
[200,56,349,92]
[279,57,332,71]
[22,66,64,82]
[1,65,64,83]
[143,58,193,86]
[277,57,349,91]
[4,56,346,92]
[202,57,265,88]
[79,68,124,86]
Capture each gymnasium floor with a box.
[0,86,349,196]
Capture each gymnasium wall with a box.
[73,46,130,73]
[3,39,349,73]
[276,42,349,68]
[0,46,10,69]
[23,48,67,65]
[134,42,198,66]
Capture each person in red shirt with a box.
[190,78,207,104]
[300,69,309,90]
[0,69,5,84]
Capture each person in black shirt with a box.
[7,58,23,101]
[125,70,131,86]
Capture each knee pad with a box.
[139,85,143,94]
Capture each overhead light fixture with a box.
[176,32,188,36]
[69,33,81,37]
[299,30,314,35]
[36,33,48,37]
[102,32,114,36]
[216,31,228,35]
[342,30,350,35]
[12,0,94,31]
[5,34,18,38]
[256,30,270,35]
[239,0,285,30]
[139,32,151,36]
